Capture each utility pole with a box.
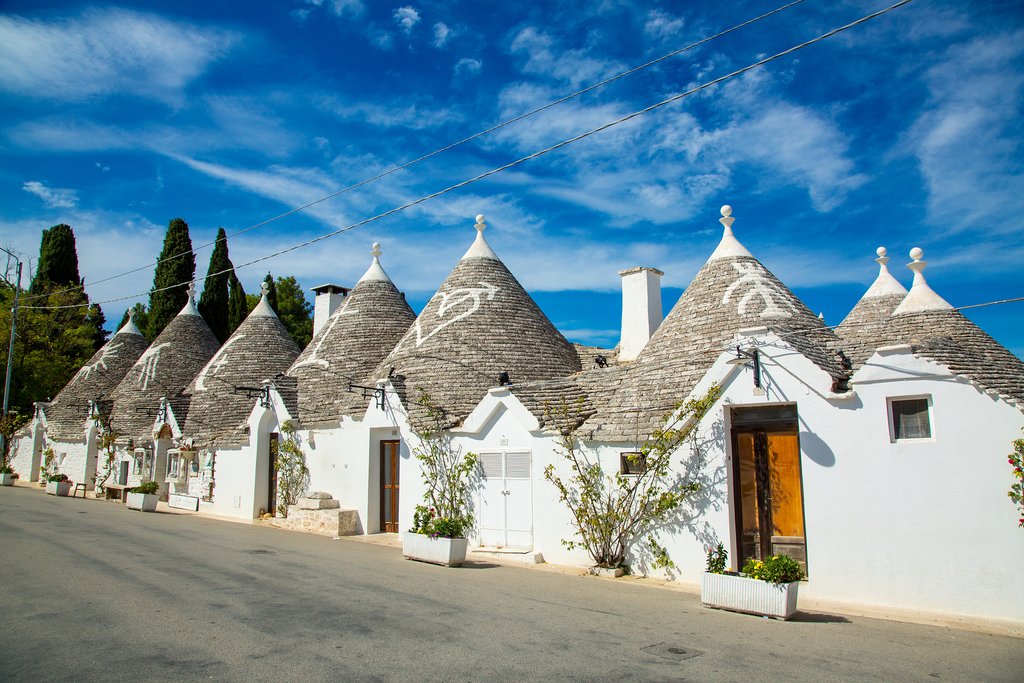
[1,253,22,458]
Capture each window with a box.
[166,450,183,481]
[889,396,932,441]
[619,452,646,475]
[132,449,146,475]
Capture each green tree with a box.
[274,276,313,348]
[227,272,248,335]
[30,223,81,294]
[197,228,234,343]
[146,217,195,339]
[262,273,279,312]
[85,302,109,351]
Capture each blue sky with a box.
[1,0,1021,356]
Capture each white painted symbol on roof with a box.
[293,302,360,370]
[414,281,499,347]
[722,263,796,318]
[195,334,244,391]
[71,342,123,385]
[135,343,171,391]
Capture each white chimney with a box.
[310,283,349,336]
[618,266,664,361]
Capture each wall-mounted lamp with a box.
[726,346,762,389]
[347,383,387,410]
[498,371,512,386]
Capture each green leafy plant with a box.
[1009,430,1024,528]
[741,555,804,584]
[47,473,68,483]
[275,421,309,518]
[409,391,479,539]
[0,411,29,467]
[92,416,119,492]
[544,385,721,570]
[705,542,728,574]
[0,464,15,475]
[131,480,159,495]
[39,447,58,482]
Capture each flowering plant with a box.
[1009,430,1024,528]
[410,504,472,539]
[705,542,729,574]
[741,554,804,584]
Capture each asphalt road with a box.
[1,486,1020,682]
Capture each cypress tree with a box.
[30,223,82,293]
[197,228,233,343]
[146,218,195,339]
[262,272,279,313]
[85,303,109,351]
[274,276,314,348]
[227,272,248,334]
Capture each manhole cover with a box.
[243,549,275,555]
[641,643,703,661]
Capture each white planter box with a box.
[45,481,72,497]
[403,532,469,567]
[701,572,800,620]
[0,473,15,486]
[126,492,159,512]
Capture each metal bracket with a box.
[348,383,387,411]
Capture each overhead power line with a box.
[23,0,916,312]
[18,0,810,303]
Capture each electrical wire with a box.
[18,0,811,304]
[22,0,916,312]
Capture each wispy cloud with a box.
[433,22,453,47]
[509,26,624,89]
[643,9,686,42]
[454,58,482,77]
[0,8,238,104]
[22,181,79,209]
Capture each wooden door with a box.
[380,440,400,533]
[732,407,807,573]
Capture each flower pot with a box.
[403,532,469,567]
[45,481,72,497]
[701,572,800,620]
[126,492,159,512]
[0,473,14,486]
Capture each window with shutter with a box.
[888,396,933,441]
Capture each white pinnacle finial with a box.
[261,280,270,297]
[862,246,906,298]
[892,246,952,314]
[128,308,135,322]
[462,214,497,260]
[475,215,486,232]
[708,202,750,261]
[371,242,382,258]
[187,281,196,303]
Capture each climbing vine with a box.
[275,421,309,518]
[544,385,721,570]
[92,416,120,492]
[1009,429,1024,528]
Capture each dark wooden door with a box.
[268,433,279,517]
[731,406,807,573]
[380,440,400,533]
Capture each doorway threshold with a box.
[472,546,545,564]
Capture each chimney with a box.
[618,266,664,361]
[310,284,350,336]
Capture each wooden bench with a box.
[102,483,130,502]
[71,482,88,498]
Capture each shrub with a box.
[0,465,14,474]
[47,473,68,483]
[741,554,804,584]
[409,504,471,539]
[705,542,728,574]
[131,480,159,495]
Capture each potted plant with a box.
[700,543,804,620]
[402,392,479,567]
[45,473,72,497]
[0,465,18,486]
[126,480,160,512]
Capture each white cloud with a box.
[509,26,624,88]
[330,0,365,16]
[393,6,420,33]
[433,22,452,47]
[22,181,79,209]
[904,31,1024,234]
[370,28,395,50]
[314,94,462,130]
[454,58,482,77]
[0,8,238,104]
[643,9,685,42]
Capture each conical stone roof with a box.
[853,249,1024,407]
[183,285,301,446]
[836,247,908,368]
[44,314,149,440]
[109,289,221,440]
[287,243,415,425]
[374,216,581,429]
[585,206,848,441]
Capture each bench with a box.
[103,483,131,502]
[71,482,88,498]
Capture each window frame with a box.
[887,395,934,443]
[619,451,647,476]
